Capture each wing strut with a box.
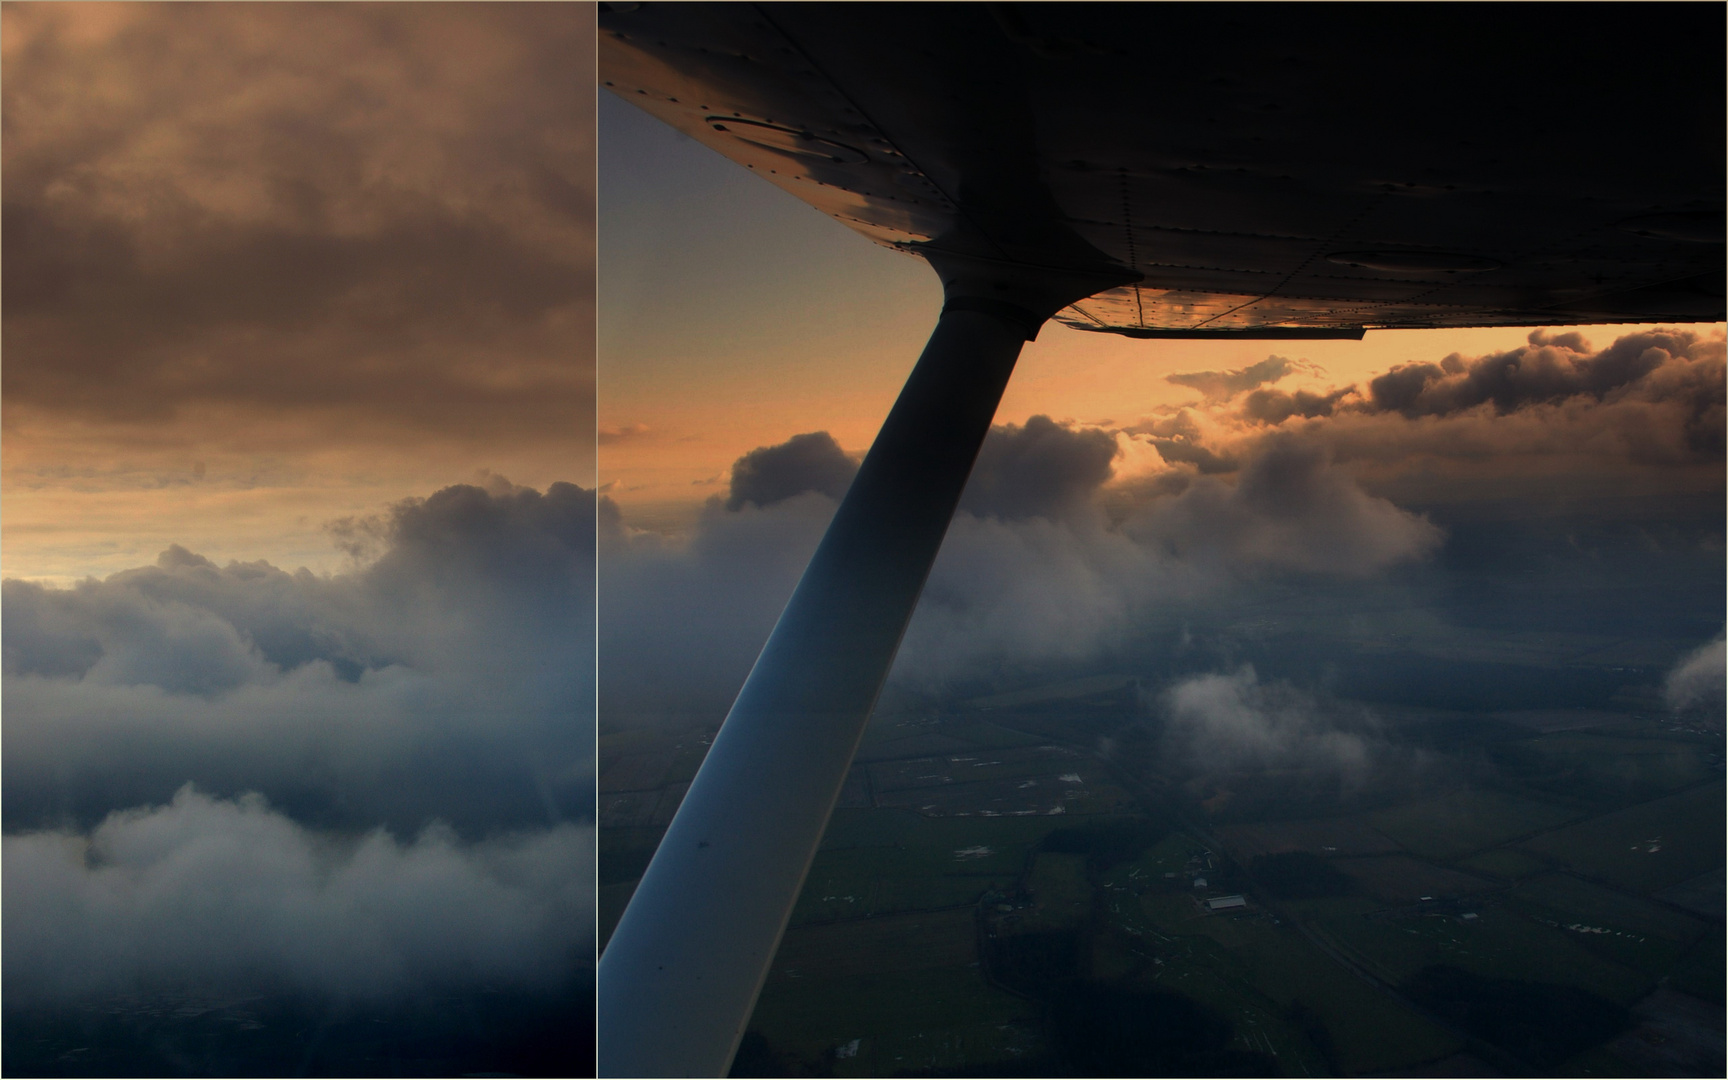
[598,255,1123,1077]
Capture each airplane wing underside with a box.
[601,3,1723,337]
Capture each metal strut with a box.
[598,249,1127,1076]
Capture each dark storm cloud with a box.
[1344,329,1724,461]
[1165,355,1313,400]
[3,479,596,834]
[603,425,1440,703]
[725,431,858,510]
[1366,330,1684,417]
[959,415,1117,520]
[1240,386,1353,425]
[1148,330,1727,488]
[5,788,593,1004]
[1,4,594,442]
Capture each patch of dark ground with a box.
[1,979,596,1077]
[1401,965,1630,1070]
[1605,986,1726,1078]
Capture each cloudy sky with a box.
[599,88,1721,515]
[3,2,597,1031]
[4,3,596,584]
[598,89,1725,724]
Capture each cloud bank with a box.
[602,417,1441,709]
[601,328,1721,717]
[1236,328,1725,472]
[5,478,596,834]
[4,787,594,1006]
[4,478,598,1005]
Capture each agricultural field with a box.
[1518,781,1726,894]
[1329,856,1496,904]
[1658,867,1727,919]
[1492,733,1724,807]
[1366,788,1579,861]
[1458,846,1554,881]
[748,957,1041,1076]
[1213,816,1402,861]
[597,674,1723,1077]
[1314,901,1653,1003]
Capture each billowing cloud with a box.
[725,431,857,511]
[1159,666,1371,774]
[892,434,1439,686]
[1123,435,1443,578]
[604,425,1441,703]
[1664,630,1725,715]
[1166,356,1316,400]
[4,479,595,834]
[602,325,1722,711]
[1365,330,1710,420]
[1311,329,1722,469]
[960,415,1118,521]
[4,786,593,1005]
[2,3,594,447]
[1124,410,1240,474]
[1240,386,1353,425]
[1124,329,1728,498]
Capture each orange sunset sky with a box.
[4,7,1720,586]
[3,3,596,585]
[598,90,1723,529]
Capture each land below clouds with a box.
[602,637,1724,1076]
[598,393,1724,1075]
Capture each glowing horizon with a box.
[2,3,597,585]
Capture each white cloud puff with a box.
[1160,666,1371,774]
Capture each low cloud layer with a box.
[1124,436,1443,577]
[1365,330,1714,423]
[5,479,597,1005]
[5,478,595,833]
[603,328,1722,717]
[4,787,593,1005]
[602,420,1441,708]
[1236,328,1725,472]
[895,434,1439,687]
